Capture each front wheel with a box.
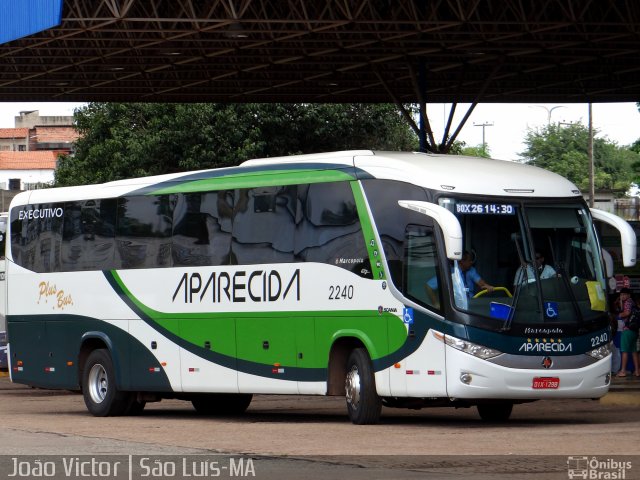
[477,402,513,422]
[345,348,382,424]
[82,349,130,417]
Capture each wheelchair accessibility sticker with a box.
[403,307,414,325]
[544,301,559,319]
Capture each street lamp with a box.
[530,105,567,125]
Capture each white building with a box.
[0,150,57,192]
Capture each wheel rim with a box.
[345,364,361,409]
[87,363,108,404]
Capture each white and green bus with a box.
[6,150,635,424]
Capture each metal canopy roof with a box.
[1,0,639,104]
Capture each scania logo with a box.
[542,356,553,369]
[378,306,398,314]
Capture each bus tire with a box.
[82,349,129,417]
[477,402,513,422]
[191,393,253,415]
[345,348,382,424]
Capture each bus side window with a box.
[361,179,431,291]
[404,225,442,311]
[13,203,64,273]
[61,199,116,271]
[230,186,296,265]
[10,211,28,270]
[115,195,173,269]
[172,191,234,267]
[294,182,370,277]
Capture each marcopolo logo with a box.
[519,338,573,353]
[18,207,64,221]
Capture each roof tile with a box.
[0,151,58,170]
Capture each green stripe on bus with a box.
[351,181,385,280]
[150,169,356,195]
[109,270,407,368]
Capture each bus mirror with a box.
[590,208,637,267]
[398,200,462,260]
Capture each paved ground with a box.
[0,374,639,479]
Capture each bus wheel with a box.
[191,394,253,415]
[477,402,513,422]
[82,349,129,417]
[345,348,382,424]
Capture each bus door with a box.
[389,224,447,397]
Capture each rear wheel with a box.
[82,349,130,416]
[345,348,382,424]
[191,393,253,415]
[477,402,513,422]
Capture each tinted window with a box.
[61,199,117,271]
[295,182,369,275]
[362,179,431,288]
[406,225,442,311]
[231,186,297,265]
[115,195,172,269]
[10,204,64,273]
[172,191,234,266]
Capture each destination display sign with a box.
[455,202,516,215]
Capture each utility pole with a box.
[473,121,494,152]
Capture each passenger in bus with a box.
[425,251,494,304]
[513,251,556,287]
[457,251,495,297]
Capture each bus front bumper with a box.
[444,345,611,400]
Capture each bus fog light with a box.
[460,373,472,384]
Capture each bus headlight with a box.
[444,336,502,360]
[586,342,612,360]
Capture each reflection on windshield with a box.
[438,199,606,326]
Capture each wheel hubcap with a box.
[87,363,108,404]
[345,365,361,409]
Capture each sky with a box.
[1,101,638,161]
[427,102,640,161]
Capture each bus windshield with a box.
[436,198,607,328]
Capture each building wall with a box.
[0,169,54,191]
[32,126,79,151]
[14,110,74,129]
[0,128,29,152]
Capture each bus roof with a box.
[242,150,580,198]
[10,150,580,207]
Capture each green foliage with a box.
[55,103,418,186]
[460,144,491,158]
[519,123,639,193]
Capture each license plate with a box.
[532,377,559,389]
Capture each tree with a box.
[460,144,491,158]
[55,103,418,186]
[519,123,639,193]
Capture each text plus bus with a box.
[5,150,635,423]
